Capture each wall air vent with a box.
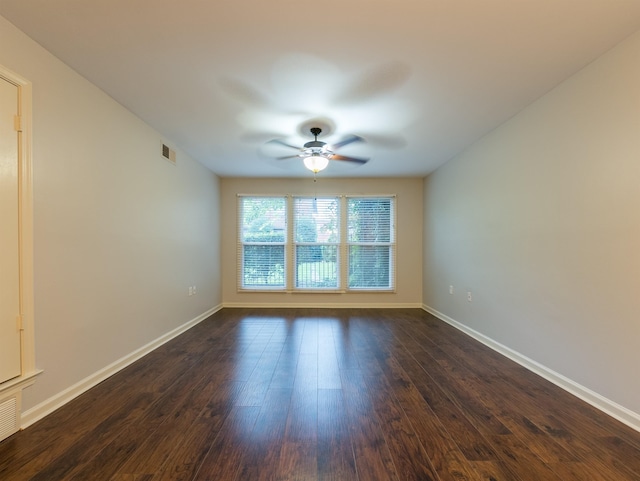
[0,396,18,442]
[162,144,176,164]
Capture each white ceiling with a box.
[2,1,640,178]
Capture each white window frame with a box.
[346,195,396,291]
[237,194,396,293]
[237,195,287,291]
[292,196,341,291]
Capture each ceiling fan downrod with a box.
[310,127,322,140]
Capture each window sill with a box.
[237,288,396,294]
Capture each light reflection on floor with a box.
[227,315,353,443]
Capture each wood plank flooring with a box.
[1,308,640,480]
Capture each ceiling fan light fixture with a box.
[303,155,329,173]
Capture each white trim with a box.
[21,305,222,429]
[0,65,36,379]
[0,370,41,394]
[422,304,640,433]
[223,302,422,309]
[0,371,41,438]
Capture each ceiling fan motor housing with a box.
[304,127,328,151]
[303,140,327,149]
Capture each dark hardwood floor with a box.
[2,308,639,480]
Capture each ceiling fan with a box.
[265,127,369,173]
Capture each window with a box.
[347,197,394,289]
[238,195,395,292]
[294,197,339,289]
[239,196,286,289]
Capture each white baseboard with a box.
[422,304,640,433]
[21,305,222,429]
[222,302,423,309]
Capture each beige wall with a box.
[423,30,640,418]
[1,16,222,414]
[221,177,423,307]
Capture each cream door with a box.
[0,75,21,383]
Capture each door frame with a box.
[0,65,40,401]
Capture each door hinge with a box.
[16,314,24,331]
[14,115,22,132]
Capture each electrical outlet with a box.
[449,285,454,295]
[193,285,196,295]
[188,286,193,296]
[467,291,472,302]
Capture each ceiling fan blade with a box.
[361,133,406,149]
[274,155,301,160]
[241,131,287,143]
[330,154,369,164]
[260,138,302,160]
[267,139,302,150]
[333,62,411,105]
[218,76,271,109]
[331,135,364,149]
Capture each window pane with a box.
[347,197,394,290]
[294,197,339,289]
[243,245,285,287]
[349,246,391,288]
[348,198,392,243]
[240,196,286,289]
[294,198,339,243]
[242,197,286,243]
[295,245,338,288]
